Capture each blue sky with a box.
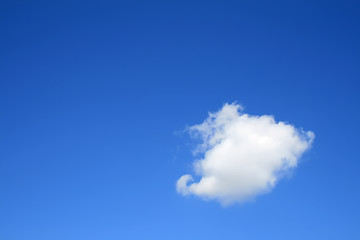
[1,0,359,239]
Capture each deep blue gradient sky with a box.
[1,0,360,239]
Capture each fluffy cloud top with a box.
[177,103,314,205]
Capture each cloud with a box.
[176,103,314,205]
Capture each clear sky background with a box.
[1,0,359,239]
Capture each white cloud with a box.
[176,103,314,205]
